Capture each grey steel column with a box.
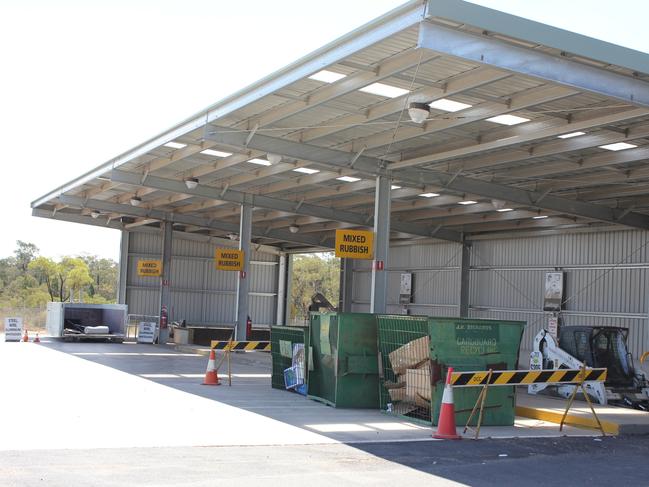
[370,175,391,314]
[459,240,471,318]
[276,254,287,325]
[159,221,173,343]
[235,204,252,339]
[117,230,129,304]
[339,258,354,313]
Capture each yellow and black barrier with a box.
[450,368,607,387]
[449,367,608,439]
[211,340,271,352]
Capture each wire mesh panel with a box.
[377,315,433,423]
[270,326,308,390]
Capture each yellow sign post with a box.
[137,260,162,277]
[215,249,244,271]
[334,229,374,259]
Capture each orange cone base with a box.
[202,372,220,386]
[433,431,461,440]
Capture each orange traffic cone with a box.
[33,333,41,343]
[433,367,461,440]
[22,330,29,342]
[202,349,220,386]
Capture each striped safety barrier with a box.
[210,340,271,352]
[450,368,607,387]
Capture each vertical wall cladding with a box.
[351,241,462,316]
[126,232,279,326]
[350,229,649,360]
[470,229,649,360]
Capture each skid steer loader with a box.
[529,326,649,410]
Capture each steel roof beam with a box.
[417,20,649,108]
[110,169,464,242]
[56,194,333,248]
[205,127,649,230]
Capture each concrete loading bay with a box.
[4,338,649,487]
[18,0,649,484]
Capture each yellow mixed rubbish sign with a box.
[334,229,374,259]
[137,260,162,277]
[215,249,244,271]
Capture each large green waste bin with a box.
[376,315,456,424]
[308,312,379,408]
[429,318,525,426]
[270,326,309,390]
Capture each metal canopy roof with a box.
[32,0,649,251]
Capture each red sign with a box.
[161,279,170,286]
[374,260,384,271]
[240,271,247,279]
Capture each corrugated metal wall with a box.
[351,241,462,317]
[125,232,279,326]
[351,229,649,360]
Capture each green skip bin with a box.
[307,312,379,408]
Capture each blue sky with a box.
[1,0,647,260]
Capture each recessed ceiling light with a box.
[359,82,409,98]
[293,167,320,175]
[201,149,232,157]
[599,142,637,151]
[90,210,100,219]
[419,192,439,198]
[486,114,530,126]
[458,200,477,205]
[429,98,472,112]
[308,70,346,83]
[497,208,513,212]
[391,185,402,190]
[557,131,586,139]
[164,141,187,149]
[249,158,272,166]
[336,176,361,183]
[533,215,548,219]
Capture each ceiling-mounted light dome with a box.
[184,177,199,189]
[90,211,100,219]
[491,199,506,209]
[408,102,430,124]
[130,196,142,206]
[267,153,282,165]
[227,233,238,241]
[288,225,299,234]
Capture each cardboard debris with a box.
[405,361,431,409]
[388,387,406,402]
[388,336,430,375]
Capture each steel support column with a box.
[159,221,173,343]
[276,254,287,325]
[459,241,471,318]
[339,258,354,313]
[370,175,391,314]
[235,204,252,339]
[117,230,129,304]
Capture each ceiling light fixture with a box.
[419,192,439,198]
[90,211,100,219]
[408,102,430,124]
[491,199,506,209]
[428,98,472,112]
[249,158,272,166]
[164,141,186,149]
[227,233,238,241]
[533,215,548,220]
[184,177,199,189]
[557,131,586,139]
[599,142,637,151]
[200,149,232,157]
[308,70,346,83]
[391,185,402,190]
[336,176,361,183]
[458,200,477,205]
[486,114,530,126]
[130,196,142,207]
[288,225,300,234]
[293,167,320,175]
[359,82,409,98]
[497,208,513,212]
[267,153,282,165]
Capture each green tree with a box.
[80,255,118,301]
[289,253,340,323]
[28,256,58,301]
[14,240,39,273]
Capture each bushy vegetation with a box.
[0,240,118,308]
[289,253,340,323]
